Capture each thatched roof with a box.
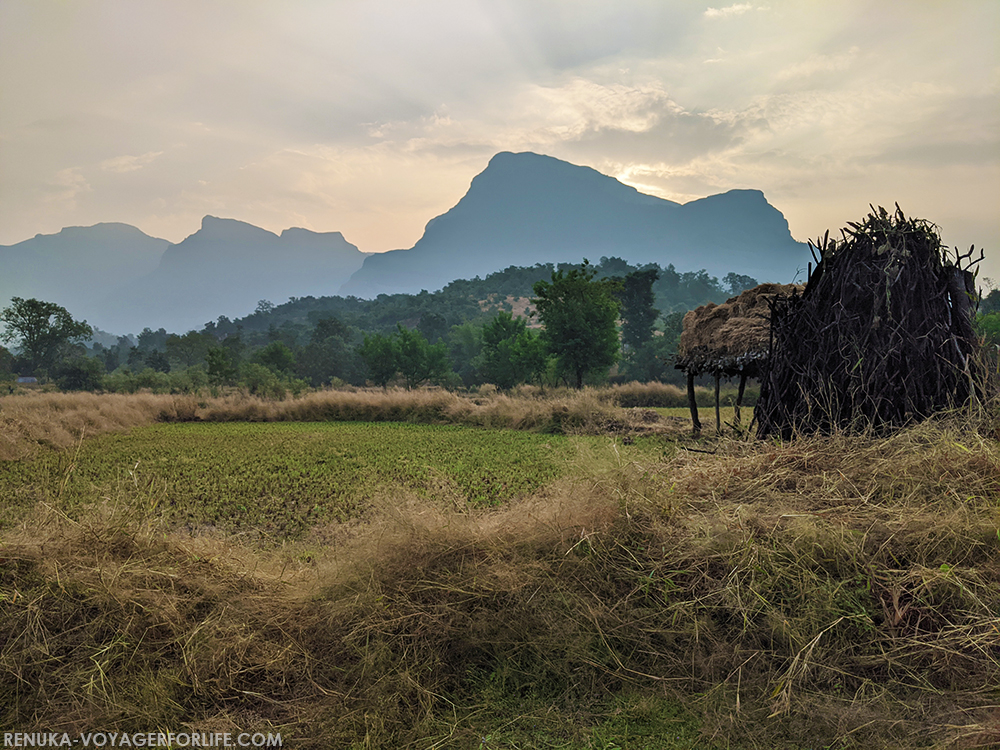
[675,283,803,376]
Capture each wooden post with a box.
[687,371,701,437]
[714,373,721,434]
[734,372,747,427]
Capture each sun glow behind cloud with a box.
[0,0,996,277]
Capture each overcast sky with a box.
[2,1,998,280]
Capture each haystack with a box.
[756,206,982,438]
[676,283,802,377]
[675,283,802,435]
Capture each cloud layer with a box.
[1,0,997,278]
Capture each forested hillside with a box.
[67,258,751,392]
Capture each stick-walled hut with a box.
[756,206,981,438]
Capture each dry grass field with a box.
[1,387,998,748]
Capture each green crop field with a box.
[653,405,753,422]
[0,422,659,538]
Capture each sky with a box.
[2,0,998,282]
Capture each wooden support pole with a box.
[734,372,747,428]
[687,371,701,437]
[715,373,721,434]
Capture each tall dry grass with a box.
[0,387,689,460]
[2,416,998,747]
[0,391,200,460]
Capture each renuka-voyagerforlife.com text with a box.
[2,733,283,748]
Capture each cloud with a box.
[775,47,860,81]
[704,4,756,19]
[99,151,164,173]
[44,167,91,209]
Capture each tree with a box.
[0,297,93,376]
[359,332,398,388]
[358,326,450,389]
[0,345,15,391]
[395,325,450,389]
[255,341,296,375]
[531,261,621,388]
[447,321,484,387]
[976,312,1000,372]
[165,331,213,368]
[144,350,171,373]
[417,312,449,344]
[723,272,758,297]
[55,355,105,391]
[598,256,634,277]
[298,317,359,386]
[617,268,660,356]
[478,312,547,390]
[136,327,168,352]
[206,347,237,386]
[0,345,14,376]
[981,288,1000,315]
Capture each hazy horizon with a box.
[2,1,998,279]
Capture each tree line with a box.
[6,263,997,396]
[0,257,799,393]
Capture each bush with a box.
[102,369,139,394]
[54,356,105,391]
[135,368,171,392]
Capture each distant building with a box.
[16,377,38,384]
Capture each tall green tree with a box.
[359,332,398,388]
[531,261,621,388]
[478,312,547,390]
[723,272,758,297]
[617,268,660,355]
[447,321,484,387]
[395,325,450,389]
[298,317,358,386]
[0,345,14,376]
[0,297,92,376]
[136,327,168,352]
[255,341,296,375]
[55,355,105,391]
[144,350,171,373]
[981,288,1000,315]
[165,331,213,368]
[206,347,237,387]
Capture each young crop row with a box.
[0,422,627,539]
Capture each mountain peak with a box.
[480,151,635,187]
[196,215,279,241]
[280,227,346,242]
[24,222,161,243]
[340,151,808,297]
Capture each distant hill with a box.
[117,217,368,332]
[341,152,809,297]
[0,223,168,327]
[0,218,368,334]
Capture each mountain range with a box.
[0,151,809,334]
